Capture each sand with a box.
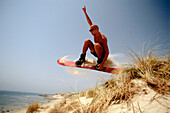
[8,108,27,113]
[106,84,170,113]
[9,80,170,113]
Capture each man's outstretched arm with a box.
[82,6,93,26]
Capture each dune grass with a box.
[78,43,170,112]
[26,103,40,113]
[28,43,169,113]
[123,44,169,94]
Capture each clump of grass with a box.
[49,95,82,113]
[123,44,170,94]
[79,75,139,112]
[26,102,40,113]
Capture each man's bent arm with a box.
[82,6,93,26]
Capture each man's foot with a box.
[95,58,103,70]
[75,54,86,66]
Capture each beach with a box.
[0,91,49,113]
[8,100,58,113]
[8,92,83,113]
[8,79,170,113]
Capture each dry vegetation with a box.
[123,45,170,94]
[75,44,169,112]
[26,102,49,113]
[26,103,40,113]
[27,44,170,113]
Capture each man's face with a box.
[89,28,97,36]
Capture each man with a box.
[76,6,109,70]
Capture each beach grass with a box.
[26,43,169,113]
[26,103,40,113]
[78,43,169,112]
[123,44,169,94]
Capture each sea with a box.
[0,90,50,113]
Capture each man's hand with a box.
[82,6,86,13]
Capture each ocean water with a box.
[0,90,50,112]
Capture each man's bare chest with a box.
[94,37,103,44]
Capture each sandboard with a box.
[57,58,121,74]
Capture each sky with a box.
[0,0,169,94]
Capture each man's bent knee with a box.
[84,39,92,44]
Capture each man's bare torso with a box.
[94,33,107,47]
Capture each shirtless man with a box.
[76,6,109,70]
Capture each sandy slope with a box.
[106,82,170,113]
[10,80,170,113]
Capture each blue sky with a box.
[0,0,169,94]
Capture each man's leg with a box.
[76,39,94,66]
[82,39,95,54]
[94,43,103,58]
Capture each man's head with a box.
[89,24,99,36]
[89,24,99,31]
